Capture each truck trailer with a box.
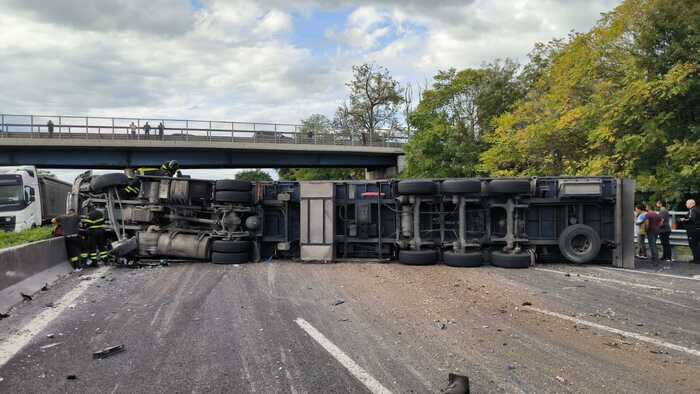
[0,166,72,232]
[68,171,636,268]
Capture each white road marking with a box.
[0,267,110,368]
[295,318,393,394]
[594,266,700,282]
[525,306,700,357]
[534,268,686,293]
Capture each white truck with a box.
[0,166,72,232]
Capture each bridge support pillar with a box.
[365,156,404,180]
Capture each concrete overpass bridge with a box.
[0,114,406,178]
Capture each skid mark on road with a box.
[535,268,690,294]
[0,266,111,368]
[295,318,393,394]
[525,306,700,358]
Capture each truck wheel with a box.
[491,251,531,268]
[215,180,252,192]
[211,251,250,264]
[486,180,531,194]
[444,251,483,267]
[212,240,250,253]
[441,179,482,194]
[558,224,601,264]
[397,180,437,195]
[215,191,252,204]
[90,173,129,193]
[398,250,437,265]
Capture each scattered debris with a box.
[440,372,470,394]
[20,292,32,302]
[93,344,125,359]
[331,299,345,306]
[68,304,76,309]
[636,323,644,327]
[435,321,447,330]
[338,318,351,322]
[522,301,532,306]
[40,342,62,350]
[45,302,54,308]
[555,375,566,384]
[603,341,619,348]
[564,273,571,277]
[0,312,9,320]
[41,283,49,291]
[66,374,77,380]
[46,333,54,339]
[650,349,669,355]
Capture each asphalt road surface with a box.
[0,260,698,393]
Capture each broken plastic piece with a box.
[93,344,125,359]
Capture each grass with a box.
[0,226,54,250]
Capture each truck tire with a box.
[444,251,483,267]
[558,224,601,264]
[215,191,252,204]
[397,180,437,195]
[90,173,129,193]
[211,251,250,264]
[215,180,252,192]
[441,179,482,194]
[212,240,250,253]
[398,250,437,265]
[486,180,531,194]
[491,251,531,268]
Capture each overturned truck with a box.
[68,172,635,268]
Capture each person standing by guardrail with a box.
[656,201,672,261]
[645,205,662,262]
[635,205,649,259]
[143,121,151,139]
[679,199,700,263]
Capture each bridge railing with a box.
[0,114,408,148]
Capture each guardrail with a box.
[634,211,691,259]
[0,114,409,148]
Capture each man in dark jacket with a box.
[680,199,700,263]
[52,209,82,269]
[656,201,672,261]
[645,205,663,262]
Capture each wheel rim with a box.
[571,234,592,254]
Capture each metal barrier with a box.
[0,114,408,148]
[634,211,691,261]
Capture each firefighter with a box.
[135,160,180,177]
[81,206,109,266]
[52,209,82,269]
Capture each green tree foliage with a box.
[480,0,699,203]
[277,168,364,181]
[403,60,524,177]
[235,169,273,182]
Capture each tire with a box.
[212,240,250,253]
[558,224,601,264]
[215,190,252,204]
[444,251,483,267]
[216,179,252,192]
[90,173,129,193]
[491,251,531,268]
[486,179,531,194]
[211,251,250,264]
[397,180,437,195]
[441,179,482,194]
[398,250,437,265]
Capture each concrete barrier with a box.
[0,237,72,312]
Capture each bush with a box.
[0,226,54,250]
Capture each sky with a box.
[0,0,622,182]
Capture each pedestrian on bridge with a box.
[679,199,700,263]
[129,121,137,139]
[46,120,54,138]
[158,122,165,140]
[656,200,672,261]
[143,121,151,139]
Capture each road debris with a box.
[20,292,32,301]
[435,321,447,330]
[522,301,532,306]
[556,375,566,384]
[41,283,49,291]
[0,312,9,319]
[46,333,54,338]
[331,299,345,306]
[93,344,125,359]
[440,372,470,394]
[66,374,77,380]
[45,302,54,308]
[40,342,62,350]
[650,349,670,355]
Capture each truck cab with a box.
[0,166,41,232]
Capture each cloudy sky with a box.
[1,0,621,182]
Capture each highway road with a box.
[0,261,698,393]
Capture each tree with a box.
[277,168,364,181]
[338,63,404,144]
[299,114,332,138]
[403,60,524,178]
[235,169,272,182]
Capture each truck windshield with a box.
[0,181,23,204]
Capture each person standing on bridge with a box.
[143,121,151,139]
[129,121,137,139]
[679,199,700,263]
[158,122,165,140]
[47,120,54,138]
